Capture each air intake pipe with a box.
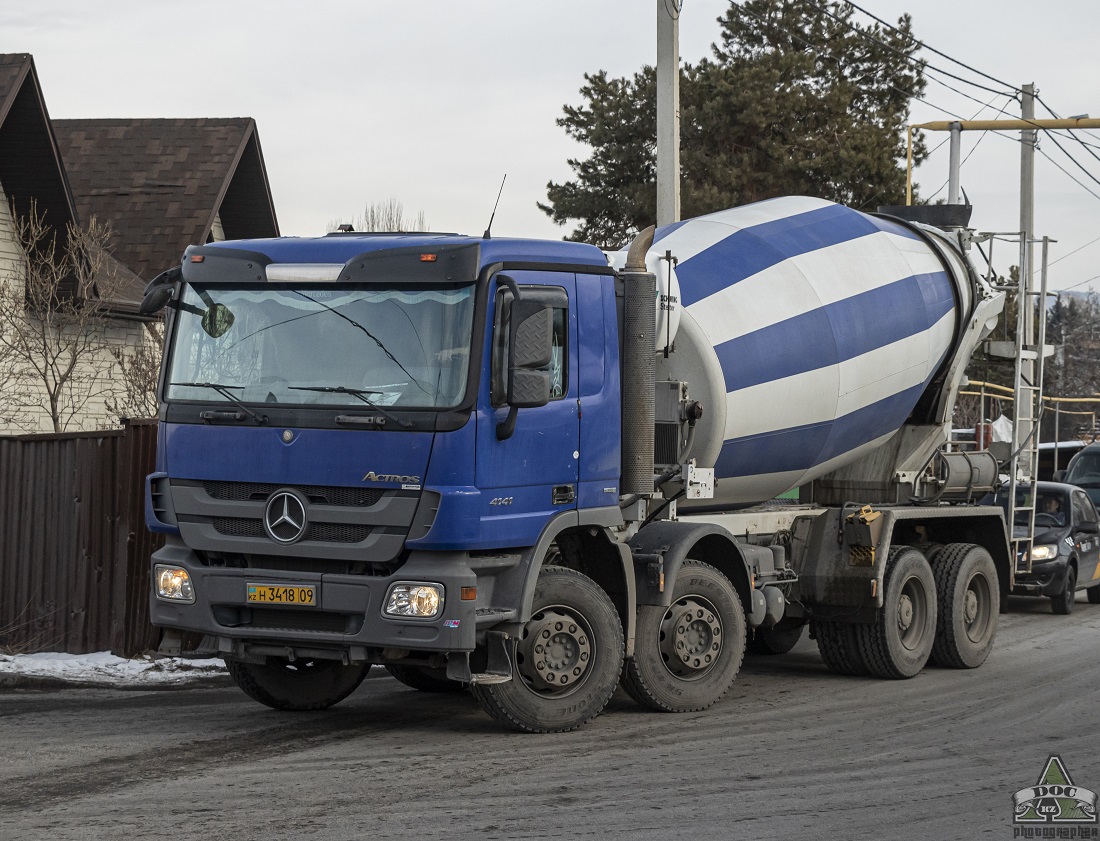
[620,226,657,497]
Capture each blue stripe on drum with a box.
[710,271,956,393]
[674,204,884,307]
[714,381,927,479]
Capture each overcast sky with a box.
[4,1,1098,291]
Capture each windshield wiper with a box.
[288,385,414,429]
[171,381,268,425]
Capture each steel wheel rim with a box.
[516,605,594,697]
[658,595,723,680]
[897,575,929,651]
[963,571,993,644]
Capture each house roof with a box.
[0,54,78,254]
[53,117,280,287]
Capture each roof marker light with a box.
[420,254,438,263]
[190,255,205,263]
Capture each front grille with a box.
[213,517,265,538]
[248,608,349,633]
[203,481,385,507]
[212,517,373,544]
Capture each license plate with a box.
[246,584,316,606]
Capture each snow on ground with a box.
[0,651,227,687]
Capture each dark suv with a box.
[985,481,1100,614]
[1061,443,1100,509]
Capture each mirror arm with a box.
[496,407,519,441]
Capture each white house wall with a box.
[0,179,161,434]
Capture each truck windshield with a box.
[165,283,475,409]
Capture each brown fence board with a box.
[0,420,164,656]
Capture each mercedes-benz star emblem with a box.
[263,490,308,544]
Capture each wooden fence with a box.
[0,420,164,656]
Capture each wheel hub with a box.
[963,589,979,624]
[660,597,722,677]
[518,608,591,693]
[898,594,914,632]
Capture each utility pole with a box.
[656,0,681,228]
[1021,83,1036,352]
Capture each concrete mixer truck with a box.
[139,195,1012,732]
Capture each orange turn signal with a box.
[190,255,205,263]
[460,586,477,601]
[420,253,438,262]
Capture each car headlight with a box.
[1028,545,1057,562]
[155,565,195,602]
[384,583,444,618]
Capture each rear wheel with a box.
[929,543,999,668]
[227,657,370,711]
[385,664,465,693]
[621,561,746,712]
[812,620,870,676]
[856,547,936,679]
[1051,566,1077,615]
[748,617,805,656]
[471,566,623,733]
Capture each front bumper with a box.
[149,538,521,660]
[1011,559,1068,597]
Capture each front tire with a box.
[621,561,746,713]
[471,566,623,733]
[1051,566,1077,615]
[857,547,937,679]
[227,657,370,711]
[929,543,999,668]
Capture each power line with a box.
[1042,130,1100,192]
[804,0,1018,99]
[1035,146,1100,202]
[839,0,1022,95]
[1050,233,1100,267]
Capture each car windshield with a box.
[1065,452,1100,487]
[165,283,475,409]
[983,487,1068,527]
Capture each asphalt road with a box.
[2,595,1099,841]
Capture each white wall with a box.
[0,180,159,434]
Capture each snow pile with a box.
[0,651,227,687]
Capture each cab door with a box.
[474,271,578,548]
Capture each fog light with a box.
[384,583,443,618]
[155,565,195,603]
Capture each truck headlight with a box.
[384,583,443,618]
[155,565,195,602]
[1028,545,1057,562]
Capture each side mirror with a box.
[138,267,180,315]
[1079,521,1099,534]
[506,300,554,408]
[1054,470,1067,482]
[497,299,555,440]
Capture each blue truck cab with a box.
[145,232,647,727]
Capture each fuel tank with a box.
[630,196,976,506]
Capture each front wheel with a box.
[1051,566,1077,615]
[471,566,624,733]
[227,657,371,711]
[621,560,746,713]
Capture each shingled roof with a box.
[53,118,279,286]
[0,54,78,252]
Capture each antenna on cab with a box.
[483,174,507,239]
